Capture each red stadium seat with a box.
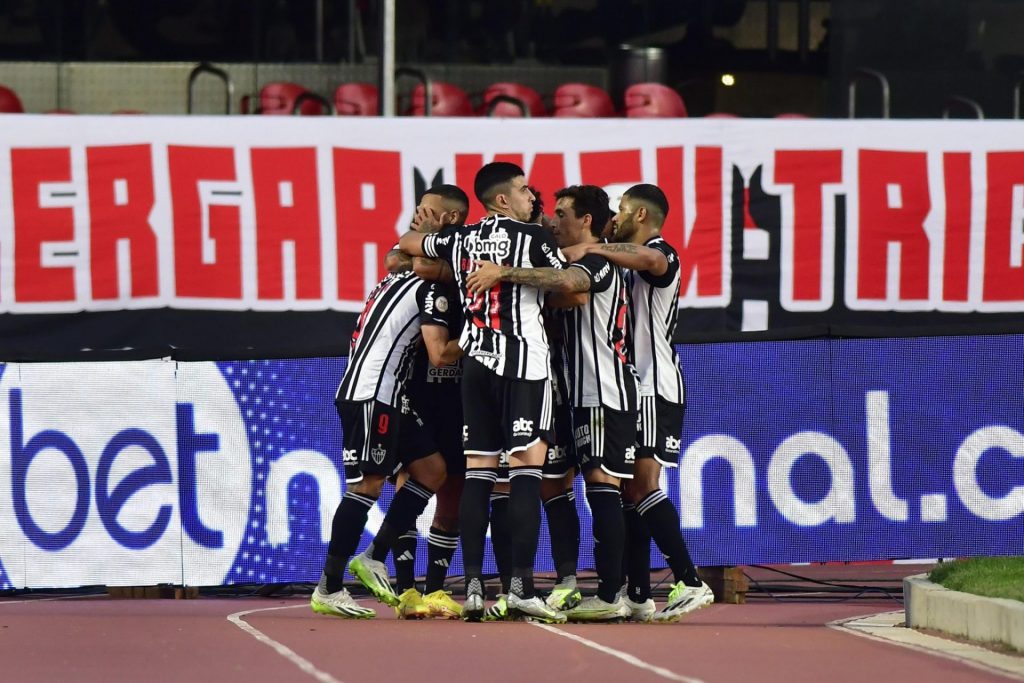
[552,83,615,118]
[775,113,810,119]
[0,85,25,113]
[624,83,687,118]
[334,82,379,116]
[480,82,546,117]
[257,82,326,115]
[409,81,473,116]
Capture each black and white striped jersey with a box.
[562,253,638,412]
[421,214,565,381]
[627,236,685,405]
[336,270,424,407]
[405,281,463,404]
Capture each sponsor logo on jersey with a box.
[574,423,592,448]
[464,233,511,260]
[541,242,562,269]
[343,448,359,465]
[512,418,534,437]
[427,365,461,383]
[547,445,566,464]
[400,395,411,415]
[664,435,681,454]
[624,445,636,463]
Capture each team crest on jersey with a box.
[370,444,387,464]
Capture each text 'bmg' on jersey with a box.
[421,215,565,381]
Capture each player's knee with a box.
[351,473,386,497]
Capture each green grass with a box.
[929,556,1024,603]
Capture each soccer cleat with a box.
[310,585,376,619]
[545,580,582,611]
[653,581,715,623]
[423,590,463,619]
[623,595,656,622]
[483,594,508,622]
[507,593,567,624]
[463,592,485,622]
[564,595,632,622]
[348,553,400,607]
[395,587,431,619]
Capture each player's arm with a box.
[564,242,668,276]
[398,229,428,257]
[385,248,413,273]
[547,291,589,309]
[466,260,590,295]
[413,256,453,283]
[421,324,463,366]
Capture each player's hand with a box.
[560,243,590,263]
[412,206,442,234]
[466,260,502,295]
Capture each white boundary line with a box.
[531,622,706,683]
[828,610,1024,681]
[227,604,344,683]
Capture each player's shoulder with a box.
[645,235,679,261]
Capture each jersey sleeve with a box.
[570,253,614,294]
[421,225,457,265]
[527,226,566,270]
[418,282,451,329]
[638,239,681,288]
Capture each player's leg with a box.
[541,392,581,610]
[422,473,463,619]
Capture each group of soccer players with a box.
[310,161,714,624]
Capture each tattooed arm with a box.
[570,242,668,276]
[466,260,591,295]
[385,248,413,273]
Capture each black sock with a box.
[369,479,434,562]
[460,468,497,591]
[544,488,580,583]
[587,483,624,603]
[425,526,459,593]
[489,490,512,593]
[323,491,376,592]
[623,501,652,602]
[508,467,543,598]
[392,528,418,592]
[637,489,701,587]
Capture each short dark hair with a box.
[554,185,611,237]
[624,183,669,224]
[424,183,469,213]
[474,161,525,205]
[527,186,544,223]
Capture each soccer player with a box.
[562,183,714,623]
[389,185,470,621]
[310,267,448,619]
[398,162,567,623]
[467,184,637,621]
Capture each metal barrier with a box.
[396,66,431,116]
[187,62,233,115]
[486,94,529,117]
[847,68,890,119]
[941,96,984,119]
[291,91,334,115]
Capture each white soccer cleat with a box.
[507,593,567,624]
[310,586,376,619]
[653,581,714,623]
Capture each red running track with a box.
[0,592,1015,683]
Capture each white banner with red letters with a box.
[1,114,1023,321]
